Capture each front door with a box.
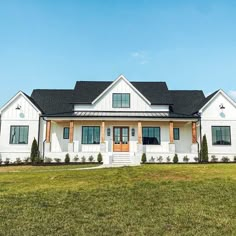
[113,127,129,152]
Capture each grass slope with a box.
[0,164,235,236]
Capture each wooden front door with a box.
[113,127,129,152]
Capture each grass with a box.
[0,164,235,236]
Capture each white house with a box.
[0,75,235,164]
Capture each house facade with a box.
[0,75,236,164]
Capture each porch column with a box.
[169,121,175,153]
[100,121,106,153]
[101,121,105,143]
[169,121,174,143]
[138,122,142,144]
[45,120,51,152]
[192,122,197,143]
[68,121,74,152]
[191,122,198,153]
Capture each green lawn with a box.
[0,164,235,236]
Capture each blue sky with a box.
[1,0,236,106]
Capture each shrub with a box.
[183,155,189,163]
[97,153,102,163]
[234,156,236,162]
[201,134,208,163]
[15,158,22,164]
[194,156,199,162]
[0,158,2,165]
[211,155,218,162]
[30,138,39,163]
[23,157,30,164]
[4,158,10,165]
[166,156,171,163]
[141,153,147,164]
[81,156,86,163]
[173,154,178,164]
[44,157,52,163]
[34,156,43,164]
[73,155,79,162]
[157,156,163,163]
[89,155,94,162]
[65,153,70,163]
[149,156,155,162]
[54,158,61,163]
[221,156,229,163]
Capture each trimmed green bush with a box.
[65,153,70,163]
[97,153,102,163]
[141,153,147,164]
[173,154,178,163]
[30,138,39,163]
[201,134,208,163]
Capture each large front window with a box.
[82,126,100,144]
[10,126,29,144]
[142,127,160,145]
[212,126,231,145]
[112,93,130,108]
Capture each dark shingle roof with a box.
[169,90,205,115]
[73,81,173,105]
[31,89,74,115]
[29,81,209,117]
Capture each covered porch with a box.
[43,117,200,164]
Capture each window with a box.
[82,126,100,144]
[63,127,69,139]
[112,93,130,108]
[10,126,29,144]
[212,126,231,145]
[174,128,180,140]
[142,127,160,145]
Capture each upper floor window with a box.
[112,93,130,108]
[10,126,29,144]
[212,126,231,145]
[142,127,160,145]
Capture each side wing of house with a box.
[0,91,41,162]
[200,90,236,161]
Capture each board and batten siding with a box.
[74,78,169,112]
[0,93,40,160]
[201,92,236,160]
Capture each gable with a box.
[0,92,41,120]
[200,90,236,120]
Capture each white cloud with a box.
[130,51,150,65]
[228,90,236,102]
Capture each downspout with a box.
[199,115,202,163]
[37,115,41,157]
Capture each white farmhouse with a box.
[0,75,235,164]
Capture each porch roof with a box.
[44,111,199,119]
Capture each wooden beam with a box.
[138,122,142,144]
[169,121,174,143]
[192,122,197,143]
[46,120,51,143]
[69,121,74,143]
[101,121,105,143]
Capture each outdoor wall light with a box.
[107,128,111,136]
[132,128,135,136]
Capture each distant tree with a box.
[30,138,39,163]
[201,134,208,163]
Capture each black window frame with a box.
[142,127,161,145]
[82,126,100,144]
[174,128,180,140]
[112,93,130,108]
[63,127,70,139]
[9,125,29,144]
[212,126,231,145]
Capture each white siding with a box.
[201,92,236,161]
[74,78,169,112]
